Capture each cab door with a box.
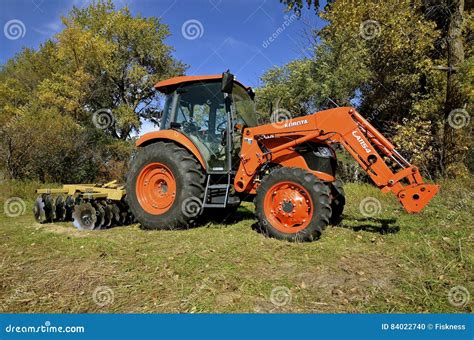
[171,82,229,172]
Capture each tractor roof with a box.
[154,74,248,94]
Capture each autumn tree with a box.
[256,59,318,118]
[44,0,186,139]
[269,0,472,178]
[0,0,185,182]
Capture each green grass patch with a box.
[0,178,472,313]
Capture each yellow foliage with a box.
[393,116,436,176]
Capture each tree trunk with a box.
[441,0,465,176]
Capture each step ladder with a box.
[202,174,232,209]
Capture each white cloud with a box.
[33,19,63,37]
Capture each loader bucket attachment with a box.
[398,184,439,213]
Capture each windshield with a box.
[231,85,258,127]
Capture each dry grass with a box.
[0,178,472,313]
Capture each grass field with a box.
[0,178,472,313]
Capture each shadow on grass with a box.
[200,206,255,226]
[249,215,400,237]
[336,216,400,234]
[137,206,256,231]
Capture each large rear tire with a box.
[126,142,205,230]
[255,167,332,242]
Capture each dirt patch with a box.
[29,222,99,238]
[252,251,396,312]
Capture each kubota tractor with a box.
[124,71,439,242]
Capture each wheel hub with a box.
[282,200,294,213]
[264,182,313,233]
[136,162,177,215]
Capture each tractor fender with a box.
[135,130,207,170]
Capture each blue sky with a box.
[0,0,327,134]
[0,0,325,88]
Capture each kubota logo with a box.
[284,119,308,128]
[352,130,371,153]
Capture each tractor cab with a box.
[155,72,257,173]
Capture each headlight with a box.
[314,146,334,158]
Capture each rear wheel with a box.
[255,167,332,242]
[126,142,205,230]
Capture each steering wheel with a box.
[182,121,199,134]
[216,120,227,133]
[214,120,229,147]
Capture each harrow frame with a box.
[34,181,133,230]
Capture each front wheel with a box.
[329,179,345,225]
[255,167,332,242]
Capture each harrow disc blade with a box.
[92,201,105,230]
[74,195,83,206]
[54,195,66,221]
[64,195,75,221]
[43,194,56,222]
[117,200,130,225]
[110,203,121,226]
[72,203,97,230]
[33,195,46,223]
[100,201,112,229]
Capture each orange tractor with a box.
[123,71,439,241]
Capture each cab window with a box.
[173,82,228,170]
[231,85,258,127]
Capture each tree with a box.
[256,59,318,118]
[269,0,472,178]
[424,0,469,176]
[0,0,185,182]
[47,0,186,139]
[278,0,320,14]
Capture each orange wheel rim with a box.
[136,162,177,215]
[263,181,313,234]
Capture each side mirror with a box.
[247,87,255,100]
[221,70,234,94]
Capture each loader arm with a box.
[235,107,439,213]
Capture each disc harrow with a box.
[34,181,134,230]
